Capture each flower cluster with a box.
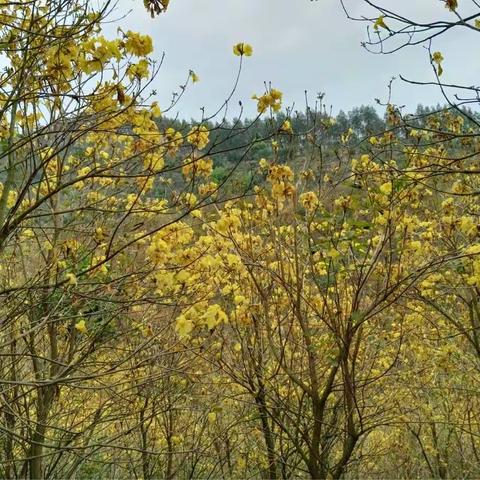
[233,42,253,57]
[252,88,283,113]
[187,125,210,150]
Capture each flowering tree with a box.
[1,0,480,479]
[0,1,264,478]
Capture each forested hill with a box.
[156,103,477,166]
[151,104,479,197]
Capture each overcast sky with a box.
[111,0,480,120]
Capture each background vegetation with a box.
[0,1,479,479]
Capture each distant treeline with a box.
[155,104,479,169]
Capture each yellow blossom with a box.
[280,119,293,134]
[75,320,87,334]
[65,273,77,286]
[190,70,199,83]
[124,31,154,56]
[187,125,210,150]
[207,412,217,423]
[176,314,194,338]
[379,182,392,196]
[252,88,283,113]
[300,191,319,212]
[233,42,253,57]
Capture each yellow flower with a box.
[127,59,150,80]
[432,51,444,76]
[373,15,388,31]
[202,304,228,329]
[259,158,269,170]
[326,248,340,259]
[190,70,199,83]
[182,157,213,178]
[465,244,480,255]
[460,216,476,237]
[151,102,161,118]
[75,320,87,334]
[175,314,194,338]
[124,31,154,56]
[22,229,34,239]
[379,182,392,196]
[7,190,17,208]
[234,295,248,306]
[252,88,282,113]
[187,125,210,150]
[65,273,77,286]
[233,42,253,57]
[207,412,217,423]
[268,164,294,182]
[182,192,198,209]
[445,0,458,11]
[280,119,293,134]
[300,191,319,212]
